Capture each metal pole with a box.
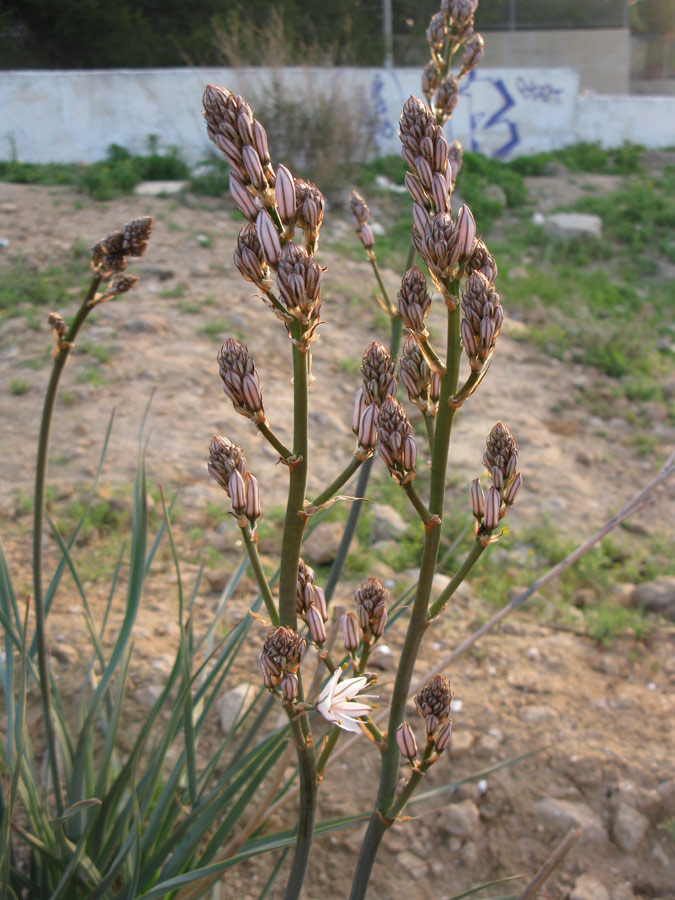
[383,0,393,69]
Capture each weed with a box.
[79,341,112,364]
[9,378,30,395]
[159,284,186,299]
[76,364,106,387]
[201,319,235,342]
[189,157,231,196]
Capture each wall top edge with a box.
[1,66,582,77]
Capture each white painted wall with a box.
[1,67,674,165]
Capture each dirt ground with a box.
[0,179,674,900]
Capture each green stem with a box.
[310,455,363,510]
[241,526,279,625]
[349,294,461,900]
[427,539,485,620]
[282,714,317,900]
[278,323,309,628]
[423,412,435,453]
[386,743,435,820]
[257,422,292,460]
[316,727,341,779]
[367,255,395,315]
[401,483,432,523]
[33,274,101,816]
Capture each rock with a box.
[134,180,188,196]
[657,778,675,817]
[216,683,258,733]
[124,317,159,333]
[573,588,595,608]
[372,504,408,541]
[396,850,426,871]
[570,874,610,900]
[135,684,164,708]
[534,798,606,842]
[542,213,603,240]
[474,734,501,758]
[518,704,558,724]
[611,583,636,606]
[450,730,475,757]
[50,643,78,664]
[302,521,344,565]
[612,801,649,852]
[370,643,395,671]
[442,800,480,839]
[631,578,675,620]
[484,183,507,206]
[205,569,229,592]
[374,175,407,194]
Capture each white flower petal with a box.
[333,714,365,734]
[335,701,372,717]
[316,668,341,717]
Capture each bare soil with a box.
[0,181,674,900]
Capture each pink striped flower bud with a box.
[503,471,522,506]
[434,719,453,752]
[371,603,387,638]
[306,604,327,644]
[242,145,266,191]
[357,402,379,449]
[245,473,261,521]
[447,140,463,184]
[352,387,366,435]
[405,172,430,209]
[412,202,431,241]
[415,156,433,191]
[256,210,282,267]
[422,60,441,99]
[230,174,262,221]
[341,611,360,651]
[305,583,328,622]
[461,33,484,75]
[280,672,298,702]
[436,76,460,122]
[456,205,476,258]
[253,119,271,165]
[218,337,265,422]
[469,478,485,519]
[432,172,451,214]
[396,722,418,760]
[228,468,246,514]
[483,485,501,531]
[275,164,297,223]
[359,223,375,250]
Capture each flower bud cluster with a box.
[234,223,272,291]
[203,85,274,206]
[412,207,476,293]
[422,1,481,123]
[467,238,498,283]
[376,396,418,485]
[349,191,375,251]
[397,266,432,337]
[296,559,328,645]
[91,216,153,279]
[274,241,323,347]
[399,336,440,416]
[460,271,503,371]
[352,343,397,460]
[415,674,453,744]
[259,626,306,702]
[217,338,265,424]
[208,435,261,527]
[470,422,522,536]
[399,96,452,216]
[354,577,388,644]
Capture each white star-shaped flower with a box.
[316,667,376,734]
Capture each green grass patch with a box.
[9,378,30,395]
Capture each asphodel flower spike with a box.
[415,674,452,740]
[376,397,418,485]
[217,338,265,423]
[354,577,388,644]
[259,626,306,697]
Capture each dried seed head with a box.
[91,230,127,277]
[443,0,478,29]
[306,604,327,644]
[48,312,67,337]
[467,239,498,283]
[341,611,360,652]
[397,266,432,334]
[377,397,417,484]
[230,173,262,221]
[415,674,452,732]
[426,11,448,52]
[208,435,247,492]
[234,223,271,290]
[461,33,484,74]
[434,719,453,752]
[422,60,441,99]
[436,75,460,122]
[361,342,397,406]
[98,274,139,304]
[354,577,388,642]
[259,626,306,691]
[396,722,419,760]
[460,271,504,370]
[217,338,265,423]
[399,336,432,413]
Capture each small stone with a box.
[372,504,408,541]
[217,683,258,733]
[50,644,78,664]
[450,730,475,757]
[205,569,229,592]
[631,578,675,620]
[609,582,635,606]
[124,317,158,333]
[302,521,345,565]
[657,778,675,817]
[396,850,426,872]
[134,684,163,708]
[442,800,480,839]
[518,704,558,724]
[534,798,606,843]
[612,801,649,852]
[570,874,610,900]
[474,734,501,758]
[573,588,595,608]
[459,841,478,867]
[370,643,395,671]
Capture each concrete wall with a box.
[2,67,674,166]
[483,29,631,95]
